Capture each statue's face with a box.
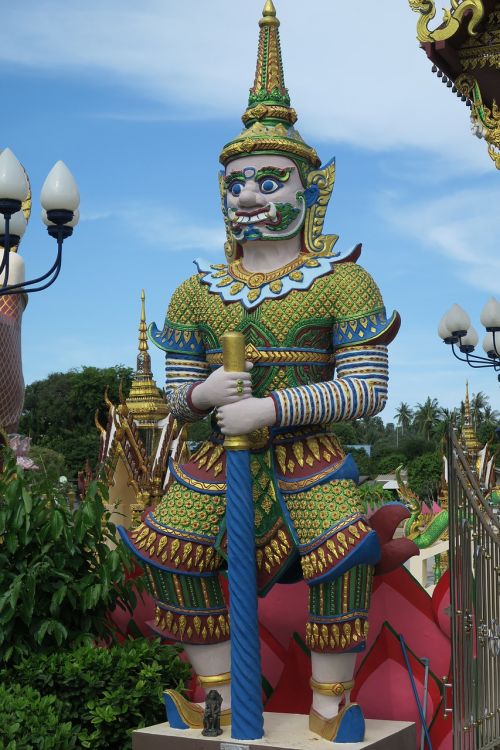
[224,154,306,243]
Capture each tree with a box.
[374,453,407,475]
[394,402,413,434]
[19,366,133,480]
[412,397,442,441]
[407,451,443,503]
[471,390,488,427]
[0,449,139,664]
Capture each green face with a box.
[224,155,306,243]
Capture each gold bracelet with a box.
[309,678,355,697]
[197,671,231,688]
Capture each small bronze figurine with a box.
[202,689,223,737]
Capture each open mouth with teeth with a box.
[228,203,279,230]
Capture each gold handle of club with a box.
[221,332,250,450]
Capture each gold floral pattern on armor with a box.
[153,482,224,536]
[287,480,363,545]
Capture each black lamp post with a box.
[0,148,79,297]
[438,301,500,380]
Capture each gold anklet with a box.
[197,671,231,688]
[309,677,355,697]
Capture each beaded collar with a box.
[195,252,338,310]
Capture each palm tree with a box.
[394,402,413,434]
[471,391,489,427]
[435,407,459,439]
[482,404,500,424]
[412,397,442,441]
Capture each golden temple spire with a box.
[138,289,148,355]
[460,380,482,456]
[126,290,169,438]
[242,0,297,126]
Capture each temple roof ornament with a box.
[96,290,176,527]
[125,290,169,431]
[409,0,500,168]
[460,380,483,456]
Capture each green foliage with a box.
[28,445,67,483]
[187,415,212,443]
[0,450,140,664]
[1,640,191,750]
[19,366,134,480]
[477,420,498,446]
[374,453,407,474]
[358,484,395,514]
[0,683,75,750]
[407,451,442,503]
[330,422,358,445]
[349,448,372,477]
[398,435,436,461]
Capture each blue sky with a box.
[3,0,499,422]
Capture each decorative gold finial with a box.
[139,289,148,354]
[261,0,278,22]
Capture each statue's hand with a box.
[191,363,253,410]
[217,396,276,436]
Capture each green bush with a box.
[1,640,191,750]
[407,451,442,502]
[373,453,407,474]
[0,449,140,664]
[28,445,68,483]
[358,483,395,513]
[0,683,75,750]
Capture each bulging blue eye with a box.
[260,178,280,194]
[230,183,243,196]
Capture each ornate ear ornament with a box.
[218,171,238,263]
[303,158,339,257]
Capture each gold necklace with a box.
[230,254,306,289]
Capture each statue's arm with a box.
[151,276,211,423]
[165,354,211,423]
[269,263,400,428]
[270,343,389,427]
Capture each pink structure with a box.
[0,294,25,433]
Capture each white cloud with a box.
[379,185,500,294]
[82,204,225,252]
[1,1,492,172]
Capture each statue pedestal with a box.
[132,713,415,750]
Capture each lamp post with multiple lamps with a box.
[0,147,79,296]
[438,299,500,380]
[0,147,79,436]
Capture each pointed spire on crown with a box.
[220,1,320,169]
[242,0,297,127]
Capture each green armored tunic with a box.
[120,249,400,653]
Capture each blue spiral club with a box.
[226,449,264,740]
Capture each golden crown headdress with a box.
[219,1,339,262]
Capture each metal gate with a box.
[447,428,500,750]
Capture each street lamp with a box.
[0,148,79,296]
[438,300,500,379]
